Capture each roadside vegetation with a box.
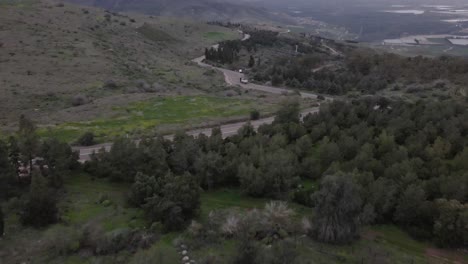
[1,97,466,263]
[38,96,273,143]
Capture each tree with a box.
[129,172,160,207]
[20,173,58,227]
[17,115,39,176]
[248,55,255,68]
[312,173,362,244]
[137,137,169,177]
[273,99,300,124]
[0,206,4,237]
[394,184,427,226]
[77,132,95,146]
[0,140,15,199]
[7,136,20,181]
[41,138,79,187]
[144,172,200,231]
[194,151,223,189]
[250,109,260,120]
[433,199,468,248]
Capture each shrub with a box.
[103,80,118,89]
[77,132,95,146]
[41,225,80,256]
[71,94,88,106]
[250,109,260,120]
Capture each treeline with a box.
[204,30,281,64]
[205,40,241,64]
[84,98,467,248]
[251,46,468,95]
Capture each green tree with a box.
[129,172,160,206]
[394,184,427,226]
[194,151,223,189]
[137,137,169,177]
[248,55,255,68]
[7,136,20,181]
[273,99,300,124]
[20,173,58,227]
[41,138,79,187]
[144,172,200,231]
[17,115,39,176]
[0,140,15,199]
[0,206,4,237]
[77,132,95,146]
[312,173,362,244]
[433,199,468,248]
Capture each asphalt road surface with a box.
[74,108,320,162]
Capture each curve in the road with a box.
[74,32,327,162]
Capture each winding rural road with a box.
[74,32,328,162]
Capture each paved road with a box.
[74,33,327,162]
[192,55,320,99]
[74,108,319,162]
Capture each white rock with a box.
[182,256,190,262]
[182,250,188,255]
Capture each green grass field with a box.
[203,31,229,40]
[61,174,147,231]
[38,96,259,142]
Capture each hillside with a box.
[0,0,261,136]
[66,0,296,24]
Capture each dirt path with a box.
[425,248,468,264]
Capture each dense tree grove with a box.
[85,97,467,247]
[253,49,468,95]
[0,116,78,230]
[205,40,241,64]
[266,49,468,95]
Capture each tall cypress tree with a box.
[0,206,4,237]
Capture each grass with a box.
[137,23,177,42]
[0,0,36,7]
[62,173,147,231]
[200,188,315,221]
[200,188,268,218]
[38,96,258,142]
[370,225,427,257]
[203,31,229,40]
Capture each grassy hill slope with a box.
[0,0,245,134]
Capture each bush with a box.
[77,132,95,146]
[41,225,80,256]
[71,94,88,106]
[250,109,260,120]
[103,80,118,89]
